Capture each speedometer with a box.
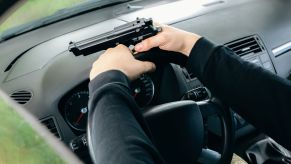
[131,74,155,107]
[64,91,89,131]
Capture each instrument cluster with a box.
[58,74,155,133]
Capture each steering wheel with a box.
[143,98,235,164]
[87,49,235,164]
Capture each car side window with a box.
[0,96,66,163]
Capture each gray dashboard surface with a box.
[171,0,291,78]
[0,0,290,143]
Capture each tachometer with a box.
[64,91,89,131]
[131,74,155,107]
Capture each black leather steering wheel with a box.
[142,98,235,164]
[87,49,235,163]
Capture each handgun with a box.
[68,18,187,66]
[68,18,161,56]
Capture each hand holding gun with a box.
[69,18,187,66]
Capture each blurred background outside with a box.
[0,0,86,35]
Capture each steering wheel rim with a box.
[142,99,234,164]
[198,99,235,164]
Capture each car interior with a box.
[1,0,291,163]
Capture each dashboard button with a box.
[70,134,88,153]
[182,87,209,101]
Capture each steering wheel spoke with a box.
[197,100,219,118]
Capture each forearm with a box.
[88,70,163,164]
[186,38,291,149]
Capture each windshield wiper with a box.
[0,0,132,42]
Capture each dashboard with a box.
[1,0,291,162]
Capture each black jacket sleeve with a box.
[186,38,291,150]
[87,70,164,164]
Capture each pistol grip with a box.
[135,48,188,67]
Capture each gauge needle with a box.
[75,107,88,124]
[75,113,84,124]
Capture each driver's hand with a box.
[135,23,201,57]
[90,44,156,81]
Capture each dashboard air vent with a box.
[10,90,32,104]
[41,117,61,139]
[225,35,264,56]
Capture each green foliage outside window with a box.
[0,99,65,164]
[0,0,84,34]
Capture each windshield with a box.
[0,0,86,34]
[0,0,130,41]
